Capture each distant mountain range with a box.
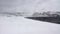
[0,11,60,17]
[32,11,60,17]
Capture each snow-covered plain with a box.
[0,16,60,34]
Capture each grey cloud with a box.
[0,0,60,15]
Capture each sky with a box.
[0,0,60,34]
[0,0,60,16]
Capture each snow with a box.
[0,16,60,34]
[0,0,60,34]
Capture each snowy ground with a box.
[0,16,60,34]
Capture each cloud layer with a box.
[0,0,60,16]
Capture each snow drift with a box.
[0,16,60,34]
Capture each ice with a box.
[0,16,60,34]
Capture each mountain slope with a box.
[0,16,60,34]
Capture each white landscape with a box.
[0,0,60,34]
[0,16,60,34]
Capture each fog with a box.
[0,0,60,34]
[0,0,60,15]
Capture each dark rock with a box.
[26,17,60,24]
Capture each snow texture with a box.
[0,16,60,34]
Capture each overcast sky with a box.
[0,0,60,15]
